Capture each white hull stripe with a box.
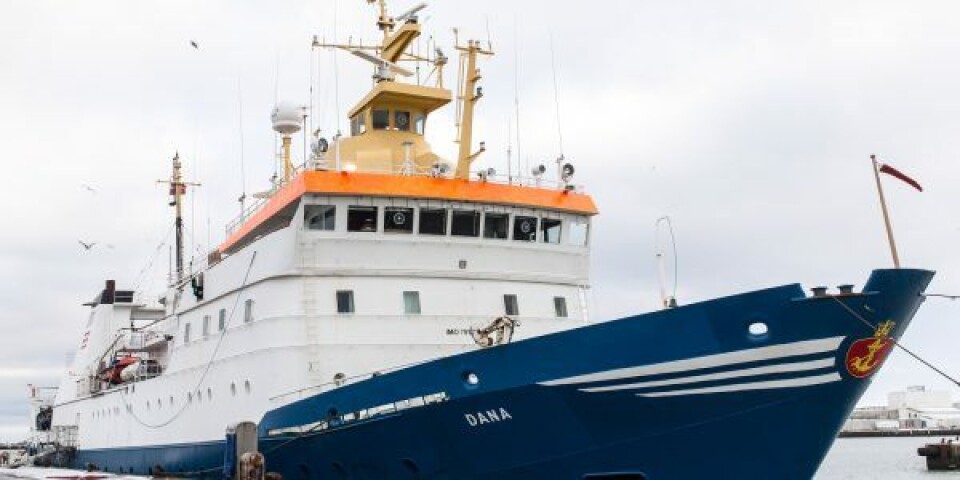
[636,372,842,397]
[539,336,844,387]
[579,358,836,393]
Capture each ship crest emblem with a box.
[845,320,896,378]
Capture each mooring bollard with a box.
[224,421,261,480]
[239,452,265,480]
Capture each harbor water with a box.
[0,437,947,479]
[816,437,953,479]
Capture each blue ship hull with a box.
[74,268,933,479]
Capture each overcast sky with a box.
[1,0,959,442]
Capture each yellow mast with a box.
[281,136,293,182]
[454,40,493,179]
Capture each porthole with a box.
[748,321,769,337]
[244,380,251,394]
[463,371,480,387]
[187,392,193,403]
[230,382,237,396]
[207,388,213,400]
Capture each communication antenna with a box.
[333,0,343,170]
[549,31,564,158]
[513,15,524,183]
[655,216,679,308]
[506,117,513,184]
[236,75,247,215]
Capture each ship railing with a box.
[266,391,449,437]
[223,162,585,238]
[51,425,78,448]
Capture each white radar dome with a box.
[271,102,304,135]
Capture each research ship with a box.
[43,2,934,479]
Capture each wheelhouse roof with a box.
[220,170,597,253]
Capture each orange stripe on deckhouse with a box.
[219,170,598,253]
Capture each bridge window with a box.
[503,294,519,316]
[336,290,355,314]
[372,109,389,130]
[568,219,589,246]
[347,206,379,232]
[350,112,367,136]
[403,291,421,314]
[419,208,447,235]
[451,210,481,237]
[513,216,537,242]
[414,115,425,135]
[395,111,411,131]
[385,207,414,233]
[541,218,562,244]
[483,213,508,239]
[554,297,568,318]
[305,205,336,231]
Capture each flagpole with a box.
[871,154,901,268]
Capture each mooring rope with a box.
[831,296,960,388]
[924,293,960,300]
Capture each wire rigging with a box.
[831,296,960,389]
[122,252,258,429]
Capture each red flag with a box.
[879,164,923,192]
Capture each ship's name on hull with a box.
[465,408,513,427]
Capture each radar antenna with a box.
[350,49,414,81]
[395,2,427,23]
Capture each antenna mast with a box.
[158,153,201,285]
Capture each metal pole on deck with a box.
[871,154,901,269]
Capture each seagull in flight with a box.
[78,240,97,251]
[81,184,96,193]
[190,40,199,49]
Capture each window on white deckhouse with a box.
[568,219,589,246]
[244,299,255,323]
[483,213,508,239]
[337,290,355,314]
[541,218,562,244]
[451,210,481,237]
[554,297,568,318]
[305,205,336,231]
[385,207,414,233]
[419,208,447,235]
[513,216,537,242]
[403,291,421,314]
[504,294,519,316]
[347,206,378,232]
